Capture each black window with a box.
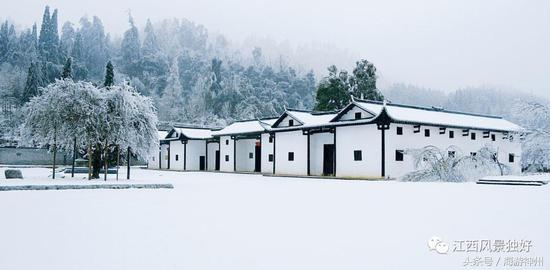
[471,132,476,140]
[289,119,294,126]
[175,155,179,161]
[225,139,229,145]
[269,136,273,143]
[395,150,404,161]
[509,153,515,163]
[354,112,361,119]
[491,134,496,141]
[353,150,362,161]
[268,154,274,162]
[288,152,294,161]
[448,151,455,158]
[424,129,430,137]
[249,152,253,159]
[152,157,155,161]
[396,126,403,135]
[225,155,229,162]
[470,152,477,157]
[449,130,454,138]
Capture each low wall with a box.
[0,147,70,165]
[0,147,147,166]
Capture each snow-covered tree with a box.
[157,60,185,122]
[401,145,510,182]
[512,101,550,171]
[21,79,158,179]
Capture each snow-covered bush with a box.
[512,101,550,172]
[401,145,510,182]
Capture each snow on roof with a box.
[212,118,277,136]
[353,100,523,132]
[171,127,213,139]
[158,130,169,140]
[283,110,338,128]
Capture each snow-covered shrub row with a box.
[401,146,510,182]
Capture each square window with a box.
[448,151,455,158]
[249,152,253,159]
[449,130,454,138]
[509,153,515,163]
[268,154,274,162]
[225,155,229,162]
[354,112,361,119]
[424,129,430,137]
[288,152,294,161]
[491,134,496,141]
[395,150,404,161]
[289,119,294,126]
[175,155,179,161]
[225,139,229,145]
[471,132,476,140]
[269,137,273,143]
[353,150,362,161]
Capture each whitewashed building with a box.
[149,99,523,179]
[147,130,168,169]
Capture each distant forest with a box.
[1,6,547,135]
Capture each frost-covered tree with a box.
[104,61,114,87]
[512,101,550,172]
[120,14,141,77]
[401,145,510,182]
[22,62,44,103]
[157,61,185,122]
[21,79,158,179]
[61,57,72,79]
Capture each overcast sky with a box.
[3,0,550,97]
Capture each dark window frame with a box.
[354,112,362,120]
[491,134,496,141]
[424,129,430,137]
[471,132,476,140]
[288,152,294,161]
[449,130,455,138]
[288,119,294,126]
[353,150,362,161]
[395,150,404,161]
[249,152,253,159]
[225,139,229,145]
[396,126,403,135]
[268,154,274,162]
[225,155,229,162]
[175,154,179,161]
[509,153,515,163]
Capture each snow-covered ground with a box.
[0,167,548,270]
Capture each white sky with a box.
[3,0,550,97]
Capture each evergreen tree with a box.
[38,6,51,57]
[120,14,141,77]
[350,59,383,101]
[104,61,114,87]
[142,19,159,56]
[158,61,185,121]
[22,62,44,103]
[62,57,72,79]
[314,65,351,111]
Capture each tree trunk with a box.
[71,137,76,178]
[88,144,92,180]
[92,143,102,179]
[116,145,120,181]
[127,147,131,180]
[52,130,57,179]
[104,143,109,181]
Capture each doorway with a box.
[254,141,261,172]
[199,156,206,171]
[323,144,335,175]
[215,150,220,171]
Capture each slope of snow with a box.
[0,168,548,270]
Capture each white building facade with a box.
[149,99,524,179]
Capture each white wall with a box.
[160,144,169,169]
[261,133,274,174]
[277,114,301,127]
[169,140,185,170]
[309,132,334,176]
[219,136,234,172]
[274,130,308,175]
[235,139,257,172]
[384,124,523,179]
[335,124,382,178]
[207,142,220,171]
[339,106,374,121]
[186,140,206,171]
[147,148,161,169]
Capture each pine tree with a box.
[158,61,185,121]
[22,62,44,103]
[62,57,72,79]
[350,59,383,101]
[314,65,351,111]
[38,6,51,58]
[142,19,159,56]
[120,14,141,77]
[104,61,114,87]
